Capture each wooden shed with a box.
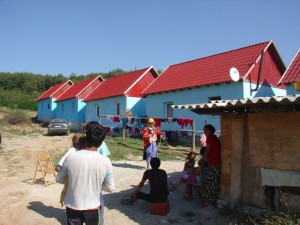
[173,95,300,214]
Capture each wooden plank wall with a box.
[220,114,245,200]
[248,111,300,171]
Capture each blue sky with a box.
[0,0,299,77]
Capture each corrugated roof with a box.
[55,76,103,102]
[84,67,151,101]
[172,95,300,115]
[35,80,73,101]
[278,49,300,85]
[143,41,276,95]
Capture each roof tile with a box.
[143,41,271,95]
[279,49,300,84]
[84,67,150,101]
[35,80,73,101]
[55,76,102,102]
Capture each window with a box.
[72,101,75,112]
[115,102,120,115]
[47,103,50,110]
[61,104,64,113]
[96,105,100,117]
[166,102,173,118]
[208,96,221,103]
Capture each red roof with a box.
[55,76,103,102]
[84,67,155,101]
[143,41,283,95]
[278,49,300,85]
[35,80,73,101]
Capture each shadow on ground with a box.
[27,201,65,224]
[103,161,224,225]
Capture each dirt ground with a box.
[0,124,231,225]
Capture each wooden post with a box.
[122,128,126,144]
[192,120,195,151]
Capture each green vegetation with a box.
[0,69,127,111]
[217,204,300,225]
[246,210,300,225]
[0,107,42,136]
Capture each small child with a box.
[183,147,209,200]
[169,151,197,191]
[56,133,86,207]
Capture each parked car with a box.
[47,119,70,135]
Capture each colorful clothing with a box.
[206,134,221,165]
[201,165,221,207]
[202,133,221,207]
[143,126,161,169]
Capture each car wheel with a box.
[66,130,70,136]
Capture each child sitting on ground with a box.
[183,147,209,200]
[169,151,197,191]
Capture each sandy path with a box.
[0,130,227,225]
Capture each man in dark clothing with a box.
[121,157,169,205]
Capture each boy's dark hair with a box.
[150,157,161,169]
[200,147,206,156]
[85,121,107,148]
[203,124,216,133]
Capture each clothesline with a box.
[98,115,194,129]
[99,115,197,150]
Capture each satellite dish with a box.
[229,67,240,82]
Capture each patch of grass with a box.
[0,107,43,136]
[52,135,188,165]
[245,210,300,225]
[217,203,300,225]
[105,136,187,161]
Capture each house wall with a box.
[78,79,102,100]
[37,98,56,122]
[126,70,157,97]
[85,96,126,126]
[286,84,300,95]
[244,50,284,88]
[126,97,146,116]
[243,81,286,98]
[85,96,147,126]
[56,98,86,131]
[146,82,244,132]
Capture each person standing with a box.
[142,118,161,170]
[199,124,221,208]
[56,121,115,225]
[121,157,169,205]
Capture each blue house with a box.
[36,80,73,122]
[55,76,104,130]
[278,49,300,95]
[142,41,286,135]
[84,66,159,129]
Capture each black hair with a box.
[150,157,160,169]
[85,121,107,148]
[186,151,196,160]
[200,147,206,156]
[203,124,216,133]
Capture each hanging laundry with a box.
[153,118,161,127]
[177,118,193,129]
[112,116,121,122]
